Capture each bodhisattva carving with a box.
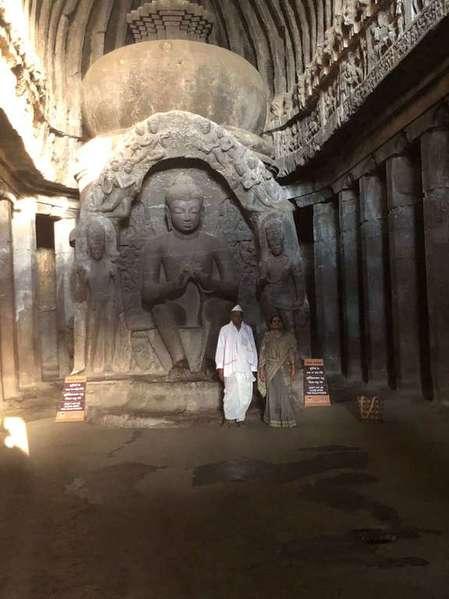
[141,175,238,376]
[259,217,310,357]
[73,219,122,375]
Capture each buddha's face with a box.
[266,225,284,256]
[168,197,203,234]
[87,228,105,261]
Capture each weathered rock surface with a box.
[82,40,268,137]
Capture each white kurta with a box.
[215,322,258,422]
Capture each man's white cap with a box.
[231,304,243,312]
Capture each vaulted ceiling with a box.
[23,0,338,136]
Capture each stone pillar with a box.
[12,198,39,390]
[0,195,18,400]
[386,152,421,392]
[313,202,341,375]
[359,173,389,386]
[339,187,362,381]
[54,218,76,377]
[421,123,449,401]
[36,249,59,379]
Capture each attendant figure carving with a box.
[259,217,310,356]
[76,219,120,374]
[142,175,238,376]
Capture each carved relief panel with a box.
[73,112,309,381]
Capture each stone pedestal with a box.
[0,197,18,400]
[386,153,421,392]
[313,202,341,376]
[359,173,389,387]
[339,188,362,381]
[86,379,222,425]
[421,126,449,402]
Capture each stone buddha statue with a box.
[142,174,237,375]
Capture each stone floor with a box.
[1,398,449,599]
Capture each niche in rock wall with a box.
[115,159,262,377]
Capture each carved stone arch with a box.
[82,110,293,220]
[80,110,302,280]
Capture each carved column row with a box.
[0,192,76,403]
[311,109,449,400]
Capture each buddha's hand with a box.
[192,267,213,291]
[163,269,189,298]
[176,268,191,290]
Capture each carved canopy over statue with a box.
[73,110,310,381]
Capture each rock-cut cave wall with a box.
[0,0,449,406]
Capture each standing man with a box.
[215,305,258,426]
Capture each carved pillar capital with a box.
[375,131,409,164]
[406,102,449,143]
[420,123,449,193]
[350,155,377,181]
[332,173,355,194]
[359,170,385,222]
[385,152,419,209]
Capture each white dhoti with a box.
[223,373,254,422]
[215,321,258,423]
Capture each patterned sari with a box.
[258,331,298,428]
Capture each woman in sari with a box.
[258,315,298,428]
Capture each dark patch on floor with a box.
[299,472,400,523]
[65,462,165,505]
[193,449,368,486]
[374,556,430,568]
[297,445,362,453]
[277,533,430,570]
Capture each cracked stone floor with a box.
[1,398,449,598]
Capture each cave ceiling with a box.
[27,0,330,99]
[9,0,449,180]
